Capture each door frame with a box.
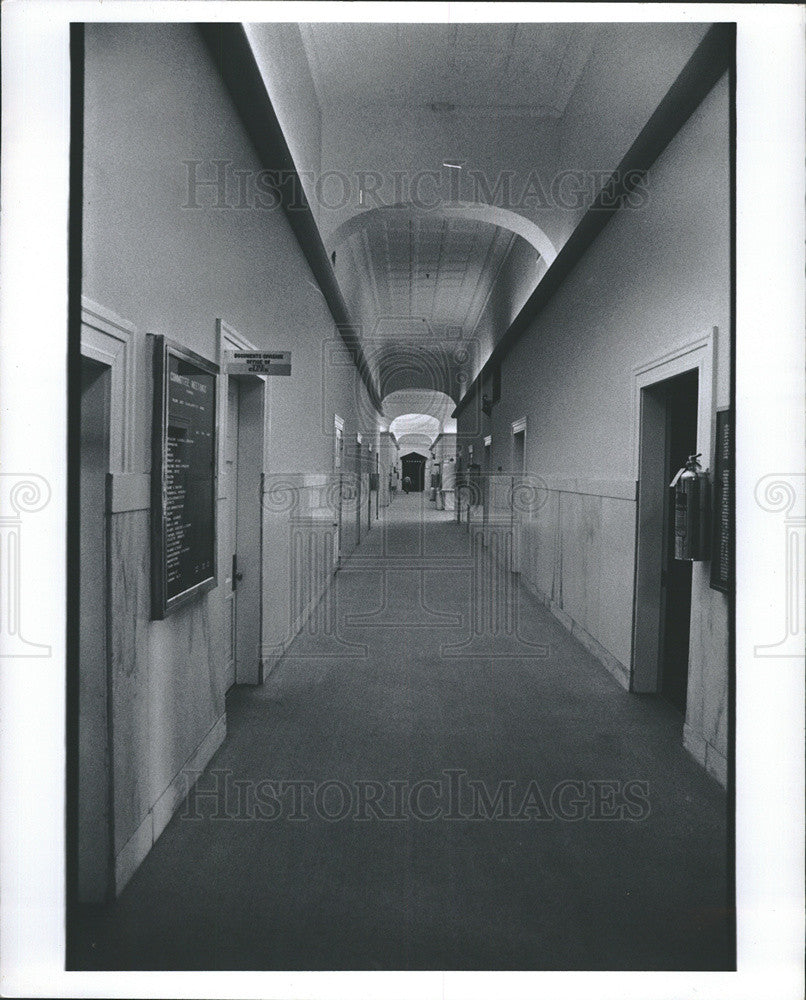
[631,328,716,693]
[333,415,344,567]
[355,432,363,543]
[217,319,267,685]
[511,416,527,473]
[510,418,527,571]
[78,298,138,901]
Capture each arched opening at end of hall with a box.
[400,451,426,492]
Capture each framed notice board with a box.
[151,335,219,619]
[710,407,732,593]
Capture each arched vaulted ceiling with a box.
[382,391,457,441]
[382,389,456,425]
[333,207,545,387]
[248,20,711,400]
[389,413,441,444]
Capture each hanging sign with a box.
[226,351,291,376]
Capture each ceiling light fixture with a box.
[442,161,462,169]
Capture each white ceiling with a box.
[298,23,596,117]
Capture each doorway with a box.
[333,417,344,567]
[78,356,112,902]
[355,437,363,544]
[633,368,699,711]
[512,428,525,474]
[401,452,426,492]
[660,370,699,711]
[223,376,264,686]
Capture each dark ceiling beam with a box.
[198,23,383,412]
[453,22,735,419]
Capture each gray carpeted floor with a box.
[71,492,732,970]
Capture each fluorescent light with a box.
[442,161,462,169]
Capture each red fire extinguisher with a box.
[670,453,710,561]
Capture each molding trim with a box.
[540,476,637,501]
[631,327,717,478]
[217,317,270,473]
[511,416,527,436]
[453,24,734,420]
[199,23,382,412]
[217,317,259,356]
[80,297,138,473]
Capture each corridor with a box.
[66,18,736,977]
[72,494,730,971]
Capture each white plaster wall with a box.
[245,23,322,188]
[83,23,383,887]
[459,74,730,781]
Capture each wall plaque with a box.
[710,407,732,593]
[151,335,218,619]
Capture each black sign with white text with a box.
[151,336,218,618]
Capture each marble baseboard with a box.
[114,811,152,898]
[114,712,226,895]
[684,723,728,788]
[683,723,707,768]
[522,576,631,691]
[484,530,631,691]
[152,713,227,842]
[706,742,728,787]
[261,645,286,680]
[261,564,339,679]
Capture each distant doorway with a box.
[401,452,426,492]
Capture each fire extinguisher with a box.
[670,453,710,561]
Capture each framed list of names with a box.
[151,335,219,619]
